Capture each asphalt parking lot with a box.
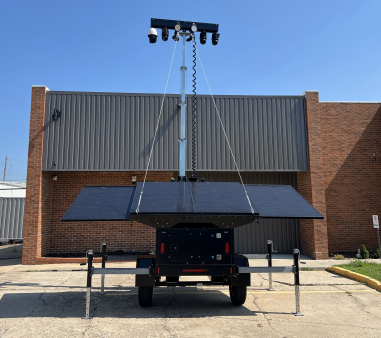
[0,260,380,338]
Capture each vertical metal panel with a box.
[0,198,25,240]
[43,92,308,171]
[194,171,300,254]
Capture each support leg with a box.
[266,240,274,291]
[100,241,107,294]
[292,248,303,316]
[82,250,94,319]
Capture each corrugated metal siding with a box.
[196,171,300,254]
[0,198,25,240]
[43,92,308,171]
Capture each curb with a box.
[327,266,381,291]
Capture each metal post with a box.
[266,240,274,291]
[292,248,303,316]
[100,241,107,294]
[377,227,381,263]
[83,250,93,319]
[178,33,189,178]
[3,157,7,181]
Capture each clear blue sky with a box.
[1,0,380,181]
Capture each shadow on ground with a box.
[0,288,292,319]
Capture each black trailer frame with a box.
[82,240,303,319]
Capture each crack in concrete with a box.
[2,292,45,336]
[259,274,356,287]
[333,285,381,321]
[83,295,100,337]
[251,294,285,338]
[160,287,177,337]
[60,271,73,285]
[273,318,381,331]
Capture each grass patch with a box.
[302,267,314,271]
[335,260,381,282]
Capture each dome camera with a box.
[147,27,158,43]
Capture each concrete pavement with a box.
[0,260,381,337]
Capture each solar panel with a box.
[61,186,136,221]
[129,182,257,214]
[61,182,324,227]
[128,182,258,228]
[245,185,324,219]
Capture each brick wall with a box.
[297,92,329,259]
[23,86,51,264]
[299,91,381,256]
[322,101,381,253]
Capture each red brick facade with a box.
[23,87,381,263]
[298,91,381,258]
[23,87,50,264]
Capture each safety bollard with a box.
[292,248,303,316]
[100,241,107,294]
[266,240,275,291]
[83,250,94,319]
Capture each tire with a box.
[229,285,247,305]
[138,286,153,307]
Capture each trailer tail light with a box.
[160,243,165,254]
[230,267,232,274]
[182,269,207,272]
[225,243,230,254]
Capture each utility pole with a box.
[3,157,7,181]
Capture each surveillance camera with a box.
[147,27,158,43]
[200,31,207,45]
[212,32,220,46]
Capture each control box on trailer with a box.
[156,228,234,265]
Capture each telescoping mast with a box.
[62,18,323,319]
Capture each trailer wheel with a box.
[229,285,247,305]
[138,286,153,307]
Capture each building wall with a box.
[0,198,25,241]
[322,100,381,253]
[23,86,49,264]
[23,87,381,263]
[299,91,381,256]
[43,92,309,171]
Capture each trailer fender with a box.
[135,255,156,287]
[230,255,250,286]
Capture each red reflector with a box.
[158,268,160,274]
[160,243,165,254]
[225,243,230,254]
[230,268,232,274]
[182,269,208,272]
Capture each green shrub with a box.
[360,244,369,259]
[374,247,380,259]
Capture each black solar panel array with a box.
[61,182,323,226]
[245,185,323,219]
[130,182,257,214]
[62,186,136,221]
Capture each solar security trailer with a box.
[62,181,323,317]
